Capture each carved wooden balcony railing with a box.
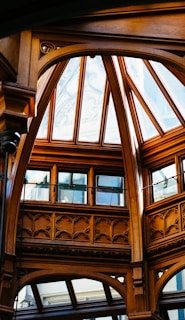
[145,195,185,258]
[16,202,130,260]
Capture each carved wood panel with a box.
[17,211,52,239]
[17,209,130,246]
[94,216,129,244]
[146,204,180,243]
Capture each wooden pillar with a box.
[0,253,16,320]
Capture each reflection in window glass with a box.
[152,164,177,202]
[78,56,106,142]
[22,170,50,201]
[96,175,124,206]
[58,172,87,204]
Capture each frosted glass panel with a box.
[104,94,121,144]
[52,57,80,140]
[132,93,158,140]
[78,56,106,142]
[150,60,185,119]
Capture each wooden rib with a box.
[74,56,86,143]
[118,56,143,144]
[31,283,43,312]
[99,78,110,145]
[126,72,164,137]
[66,279,77,308]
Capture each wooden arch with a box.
[5,40,185,266]
[11,269,126,307]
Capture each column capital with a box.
[0,81,36,134]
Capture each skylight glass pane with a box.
[168,309,185,320]
[104,94,121,144]
[15,285,36,309]
[37,281,70,306]
[132,93,158,140]
[78,56,106,142]
[150,60,185,119]
[36,102,50,138]
[163,270,185,292]
[110,286,122,299]
[125,57,180,131]
[72,278,106,302]
[52,57,80,140]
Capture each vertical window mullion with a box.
[88,167,94,206]
[50,164,57,203]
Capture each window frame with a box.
[95,173,125,207]
[22,168,51,202]
[21,166,126,208]
[57,170,88,204]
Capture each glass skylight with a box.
[14,278,125,319]
[36,55,185,146]
[150,60,185,119]
[124,57,181,132]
